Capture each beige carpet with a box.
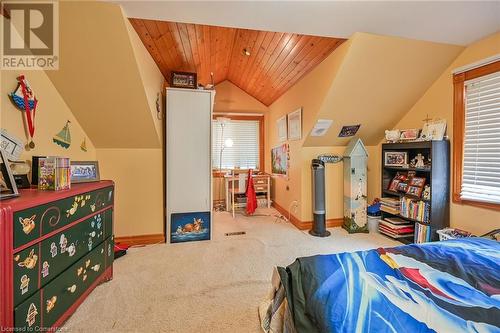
[64,209,398,332]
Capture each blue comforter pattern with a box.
[300,238,500,332]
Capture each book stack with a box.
[414,223,432,243]
[400,198,430,222]
[378,217,414,239]
[380,197,400,215]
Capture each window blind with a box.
[212,119,260,170]
[461,70,500,204]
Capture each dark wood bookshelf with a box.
[381,141,450,243]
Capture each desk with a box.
[224,173,271,217]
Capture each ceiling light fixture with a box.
[242,48,251,56]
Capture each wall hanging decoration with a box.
[271,143,289,176]
[338,124,360,138]
[0,150,19,200]
[170,211,211,243]
[343,138,369,234]
[8,75,38,149]
[53,121,71,148]
[287,108,302,140]
[277,115,287,142]
[80,138,87,152]
[0,129,23,160]
[70,161,100,184]
[310,119,333,137]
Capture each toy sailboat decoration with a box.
[80,138,87,152]
[53,121,71,148]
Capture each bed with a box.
[259,238,500,333]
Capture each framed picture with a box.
[0,149,19,200]
[388,179,400,191]
[396,182,408,192]
[277,115,287,142]
[338,124,361,138]
[287,108,302,140]
[406,185,423,197]
[384,152,408,167]
[410,177,426,187]
[70,161,100,184]
[171,211,210,243]
[394,172,408,181]
[420,119,447,141]
[399,129,419,141]
[271,144,289,176]
[171,71,197,89]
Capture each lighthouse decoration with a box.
[9,75,38,149]
[342,138,369,233]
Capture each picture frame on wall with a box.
[0,149,19,200]
[384,151,408,167]
[271,143,289,176]
[70,161,100,184]
[171,71,197,89]
[287,108,302,141]
[277,115,287,142]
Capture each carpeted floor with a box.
[64,208,397,332]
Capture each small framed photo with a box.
[396,182,408,192]
[420,120,447,141]
[171,71,197,89]
[0,150,19,200]
[406,185,423,197]
[399,129,419,141]
[388,179,400,191]
[384,151,408,167]
[70,161,100,184]
[410,177,426,187]
[287,108,302,141]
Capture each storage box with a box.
[38,157,71,190]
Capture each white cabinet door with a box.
[166,89,212,215]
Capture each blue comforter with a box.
[282,238,500,333]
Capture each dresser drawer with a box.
[14,290,42,329]
[255,184,268,192]
[39,210,108,287]
[13,187,114,248]
[41,242,106,328]
[13,245,40,307]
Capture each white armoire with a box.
[166,88,215,243]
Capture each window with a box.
[212,117,263,170]
[453,60,500,209]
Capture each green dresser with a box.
[0,181,114,331]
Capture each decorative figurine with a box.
[415,153,425,168]
[423,185,431,200]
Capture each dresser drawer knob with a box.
[67,284,77,293]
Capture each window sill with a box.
[452,195,500,211]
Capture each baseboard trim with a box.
[272,202,343,230]
[115,234,165,246]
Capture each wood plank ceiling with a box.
[129,19,345,106]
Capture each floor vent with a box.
[225,231,246,236]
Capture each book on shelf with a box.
[414,223,432,243]
[399,197,430,223]
[383,217,409,225]
[379,228,414,238]
[380,197,400,214]
[378,217,414,239]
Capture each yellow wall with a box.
[378,32,500,235]
[214,80,269,115]
[97,149,164,236]
[1,70,96,163]
[266,40,352,220]
[266,32,463,222]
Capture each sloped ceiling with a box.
[302,33,464,146]
[129,18,344,106]
[46,2,160,148]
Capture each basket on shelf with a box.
[437,228,474,241]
